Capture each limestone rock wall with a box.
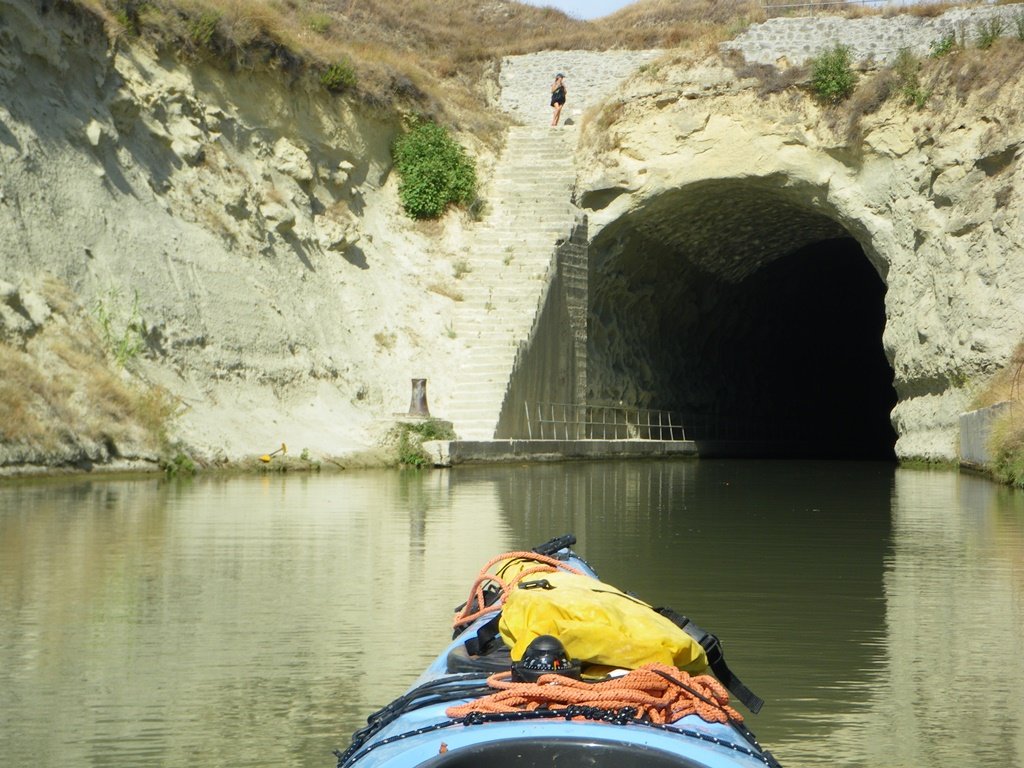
[575,52,1024,461]
[0,1,473,466]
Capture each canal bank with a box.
[421,438,697,466]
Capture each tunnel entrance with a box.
[696,237,897,459]
[589,222,897,460]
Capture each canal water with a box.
[1,460,1022,768]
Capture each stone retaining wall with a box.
[959,402,1012,467]
[496,215,590,438]
[722,3,1024,66]
[498,50,664,126]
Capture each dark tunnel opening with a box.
[694,237,898,460]
[589,232,898,461]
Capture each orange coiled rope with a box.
[452,551,585,631]
[445,663,743,725]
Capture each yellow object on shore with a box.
[498,570,708,675]
[259,442,287,462]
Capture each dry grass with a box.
[427,282,464,302]
[602,0,765,46]
[374,331,397,350]
[807,30,1024,142]
[972,342,1024,410]
[70,0,772,131]
[0,293,176,455]
[579,99,629,153]
[0,348,49,445]
[728,55,810,96]
[980,344,1024,486]
[939,38,1024,101]
[841,67,897,141]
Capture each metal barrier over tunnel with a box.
[525,403,687,441]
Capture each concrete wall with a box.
[496,216,589,438]
[959,402,1012,467]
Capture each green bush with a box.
[392,120,477,219]
[188,11,220,49]
[991,431,1024,488]
[93,288,145,368]
[894,49,930,109]
[976,17,1006,50]
[320,60,356,92]
[391,419,456,468]
[162,451,197,477]
[810,44,857,105]
[1016,12,1024,42]
[306,14,332,35]
[929,31,958,58]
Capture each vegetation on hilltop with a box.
[72,0,769,126]
[72,0,1014,128]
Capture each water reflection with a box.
[858,470,1024,768]
[457,460,895,750]
[0,472,507,768]
[1,462,1023,768]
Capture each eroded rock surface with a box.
[575,51,1024,460]
[0,1,476,469]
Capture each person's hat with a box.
[556,73,564,78]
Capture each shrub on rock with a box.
[392,119,476,219]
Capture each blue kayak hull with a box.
[337,543,779,768]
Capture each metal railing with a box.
[525,402,687,441]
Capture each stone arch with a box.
[587,176,897,458]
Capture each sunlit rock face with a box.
[577,58,1024,461]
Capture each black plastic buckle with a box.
[519,579,554,590]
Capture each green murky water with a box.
[2,460,1022,767]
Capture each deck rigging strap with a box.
[462,615,501,657]
[451,550,586,633]
[445,663,744,725]
[655,607,764,714]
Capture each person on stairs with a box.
[550,73,567,126]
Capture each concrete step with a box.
[456,354,518,364]
[456,327,533,340]
[456,284,546,295]
[451,402,506,411]
[451,412,504,423]
[455,326,524,336]
[456,378,515,390]
[452,352,519,363]
[445,120,580,439]
[453,422,500,431]
[457,291,545,302]
[453,396,509,405]
[453,368,517,379]
[456,356,520,368]
[452,377,515,389]
[452,392,513,404]
[452,425,501,435]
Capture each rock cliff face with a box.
[0,1,477,469]
[575,48,1024,460]
[4,1,1023,470]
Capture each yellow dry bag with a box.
[498,570,708,675]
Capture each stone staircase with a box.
[447,124,580,440]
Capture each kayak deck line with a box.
[335,534,782,768]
